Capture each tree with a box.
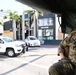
[4,10,21,40]
[23,9,43,37]
[0,19,4,35]
[0,19,3,25]
[23,10,34,36]
[4,10,21,24]
[31,10,43,37]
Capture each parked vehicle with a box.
[25,36,41,47]
[0,36,27,57]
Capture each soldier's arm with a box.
[58,45,65,59]
[58,36,69,59]
[60,53,65,59]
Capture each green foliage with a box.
[23,9,43,28]
[4,10,21,24]
[23,9,43,19]
[23,10,33,14]
[0,19,3,25]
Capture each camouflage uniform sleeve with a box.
[58,42,65,56]
[58,37,69,56]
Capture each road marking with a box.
[11,58,49,69]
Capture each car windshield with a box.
[2,37,13,42]
[30,37,37,40]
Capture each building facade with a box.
[24,13,64,44]
[1,11,64,44]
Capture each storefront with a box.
[24,13,62,44]
[38,13,55,39]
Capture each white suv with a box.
[0,36,26,57]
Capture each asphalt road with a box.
[0,45,60,75]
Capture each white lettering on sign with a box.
[41,27,49,29]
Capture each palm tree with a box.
[31,10,43,37]
[23,9,43,37]
[0,19,4,35]
[23,10,34,36]
[0,19,3,25]
[4,10,21,40]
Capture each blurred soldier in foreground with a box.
[49,30,76,75]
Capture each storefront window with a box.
[38,16,55,40]
[38,18,53,26]
[38,29,53,40]
[48,18,53,26]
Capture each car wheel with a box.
[6,49,15,57]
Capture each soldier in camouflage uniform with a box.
[49,30,76,75]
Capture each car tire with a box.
[6,49,15,57]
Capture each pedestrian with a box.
[49,30,76,75]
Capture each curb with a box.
[42,44,59,46]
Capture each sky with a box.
[0,0,33,15]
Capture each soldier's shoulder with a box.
[60,36,69,46]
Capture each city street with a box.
[0,45,60,75]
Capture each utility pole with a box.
[28,14,30,36]
[22,13,25,40]
[33,15,38,38]
[33,16,36,37]
[13,20,16,40]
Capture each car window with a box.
[30,37,37,40]
[2,37,13,42]
[0,39,4,44]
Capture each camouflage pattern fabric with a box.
[49,30,76,75]
[58,36,69,57]
[68,31,76,64]
[49,59,74,75]
[59,30,76,64]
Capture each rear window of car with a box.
[30,37,37,40]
